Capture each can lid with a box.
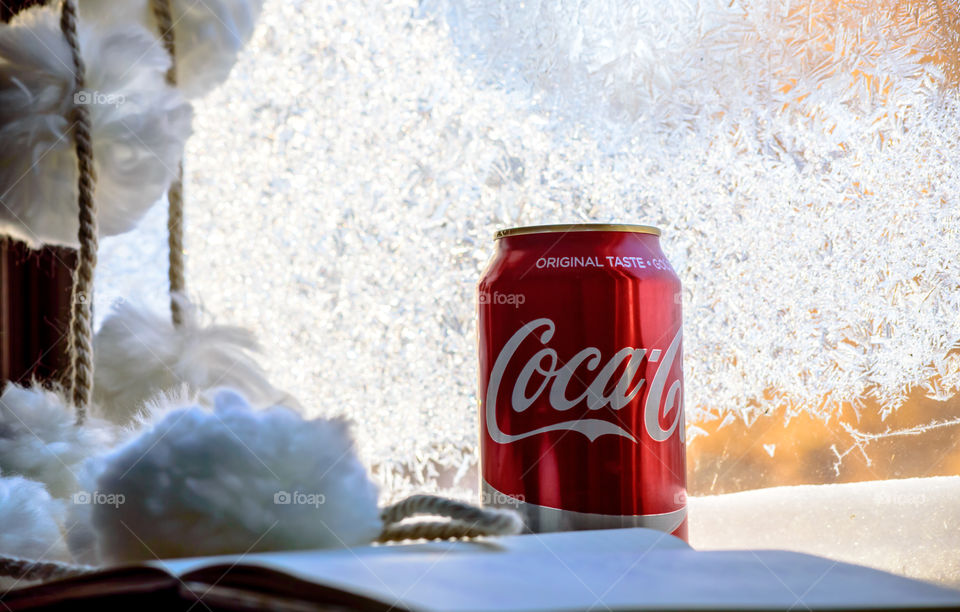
[494,223,661,240]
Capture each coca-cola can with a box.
[478,223,687,540]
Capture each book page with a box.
[155,529,960,611]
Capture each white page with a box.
[158,527,689,576]
[156,528,960,611]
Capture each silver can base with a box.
[482,481,687,534]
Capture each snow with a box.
[689,476,960,589]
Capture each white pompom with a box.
[81,0,263,99]
[93,296,291,424]
[63,456,109,566]
[0,384,118,499]
[0,5,192,248]
[0,477,69,563]
[90,389,382,563]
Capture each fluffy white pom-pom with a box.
[63,455,108,566]
[90,389,382,562]
[93,297,291,424]
[0,477,69,563]
[0,5,192,248]
[0,384,117,499]
[81,0,263,99]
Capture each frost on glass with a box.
[97,0,960,498]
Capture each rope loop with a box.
[150,0,187,326]
[0,556,95,583]
[59,0,98,424]
[378,495,524,543]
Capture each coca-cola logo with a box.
[485,318,683,445]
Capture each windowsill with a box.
[689,476,960,589]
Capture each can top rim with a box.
[494,223,662,240]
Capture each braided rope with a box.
[0,556,96,583]
[378,495,523,543]
[151,0,186,326]
[167,165,185,325]
[378,519,503,543]
[59,0,97,424]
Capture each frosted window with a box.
[97,0,960,498]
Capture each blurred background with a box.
[94,0,960,499]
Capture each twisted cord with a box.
[0,556,95,583]
[167,163,185,325]
[151,0,186,326]
[378,519,503,543]
[151,0,177,86]
[378,495,523,543]
[59,0,97,424]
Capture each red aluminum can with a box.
[478,223,687,540]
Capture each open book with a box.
[6,528,960,611]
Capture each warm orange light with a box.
[774,0,958,109]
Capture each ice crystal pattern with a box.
[97,0,960,496]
